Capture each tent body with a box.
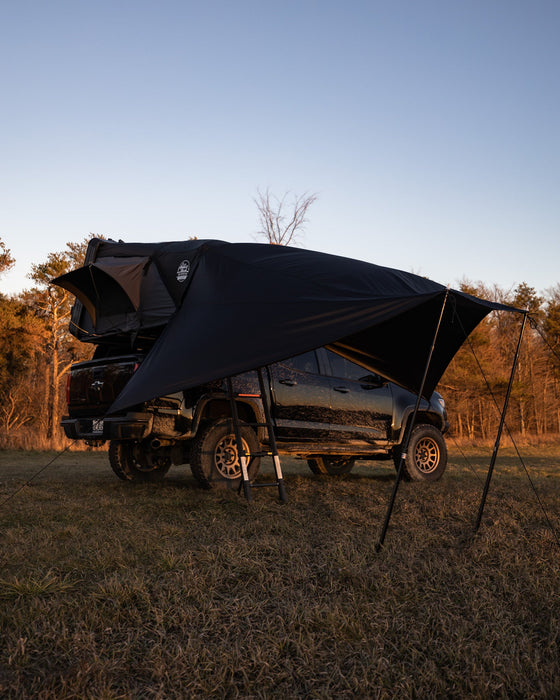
[52,238,518,414]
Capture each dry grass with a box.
[0,447,559,698]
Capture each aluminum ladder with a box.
[225,367,287,503]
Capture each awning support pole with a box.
[474,312,528,532]
[376,289,450,551]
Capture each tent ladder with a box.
[226,369,287,503]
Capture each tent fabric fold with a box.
[54,263,141,326]
[92,256,149,309]
[52,239,521,415]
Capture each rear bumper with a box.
[62,412,154,441]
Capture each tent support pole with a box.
[376,289,450,551]
[474,312,528,532]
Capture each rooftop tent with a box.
[53,239,222,339]
[91,240,519,415]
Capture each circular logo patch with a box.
[176,260,190,283]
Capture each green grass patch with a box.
[0,448,559,697]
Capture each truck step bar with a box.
[226,369,287,503]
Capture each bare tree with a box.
[254,188,317,246]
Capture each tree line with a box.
[1,235,559,450]
[0,237,95,449]
[441,280,560,443]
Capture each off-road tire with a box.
[393,425,447,482]
[190,419,261,489]
[108,440,172,482]
[307,457,355,476]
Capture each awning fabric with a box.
[52,239,520,413]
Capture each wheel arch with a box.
[395,409,444,445]
[194,396,264,438]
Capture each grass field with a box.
[1,445,559,698]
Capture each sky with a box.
[1,0,559,297]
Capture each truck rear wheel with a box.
[109,440,171,482]
[393,425,447,482]
[307,457,355,475]
[190,419,261,489]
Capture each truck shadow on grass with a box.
[130,467,397,493]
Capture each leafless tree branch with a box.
[254,188,318,246]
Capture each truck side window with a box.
[279,351,319,375]
[327,350,374,382]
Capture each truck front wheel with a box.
[109,440,171,482]
[393,425,447,482]
[190,419,261,489]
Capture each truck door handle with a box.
[279,379,297,386]
[333,386,349,393]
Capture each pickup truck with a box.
[63,345,449,486]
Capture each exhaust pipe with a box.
[151,438,174,449]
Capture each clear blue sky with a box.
[1,0,558,296]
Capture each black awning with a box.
[100,241,519,413]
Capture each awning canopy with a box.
[65,240,517,415]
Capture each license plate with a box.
[92,419,104,433]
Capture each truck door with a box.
[269,350,331,441]
[324,349,393,442]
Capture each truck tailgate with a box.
[67,355,141,416]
